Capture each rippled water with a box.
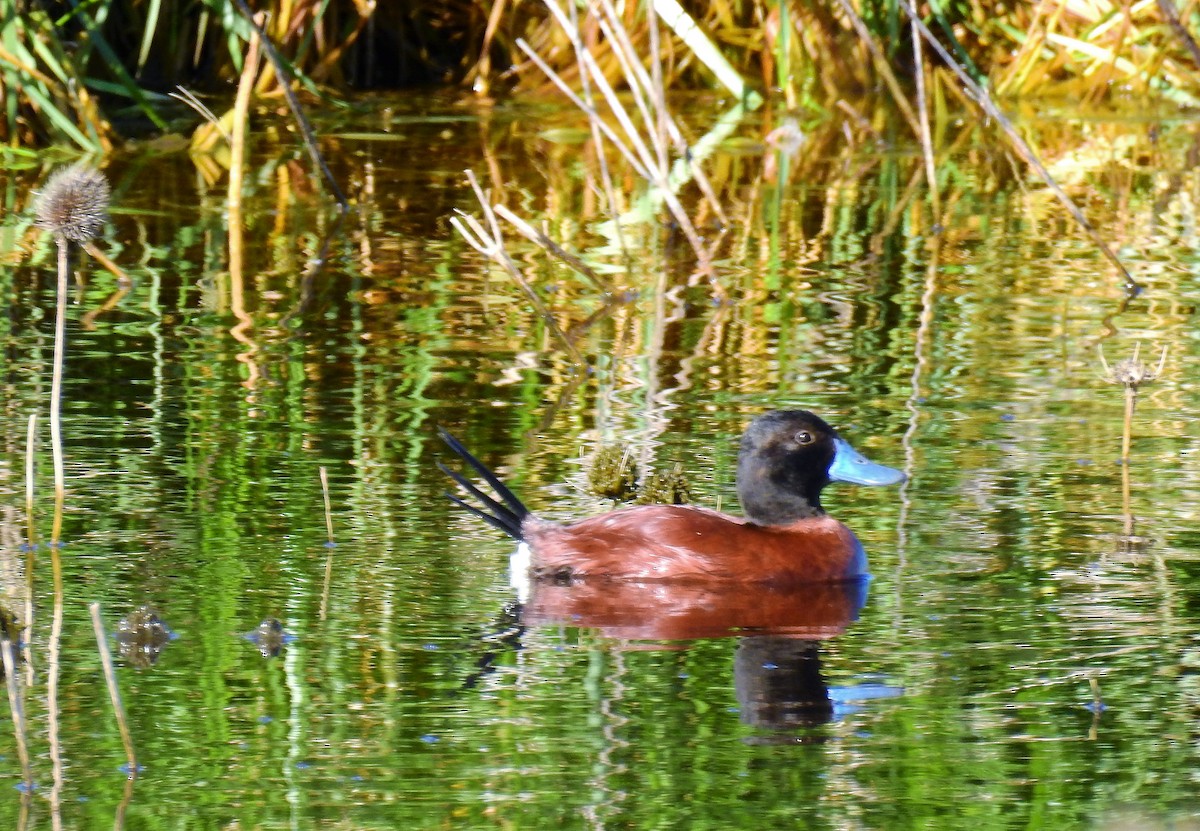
[1,95,1199,828]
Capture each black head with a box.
[736,410,904,525]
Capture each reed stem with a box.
[51,239,68,503]
[911,13,941,221]
[320,466,336,620]
[320,466,335,545]
[89,603,138,777]
[22,414,36,685]
[897,0,1139,295]
[229,0,348,209]
[24,413,37,549]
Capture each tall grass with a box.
[6,1,1200,151]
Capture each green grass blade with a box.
[18,83,100,150]
[63,0,168,129]
[137,0,164,75]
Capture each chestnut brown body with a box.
[522,508,865,583]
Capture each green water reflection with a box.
[1,96,1199,828]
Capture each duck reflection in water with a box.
[524,576,893,733]
[441,410,906,731]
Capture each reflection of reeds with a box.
[896,0,1138,296]
[320,466,336,621]
[452,170,582,364]
[89,603,138,778]
[1,636,32,791]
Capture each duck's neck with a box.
[736,462,827,525]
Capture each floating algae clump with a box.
[588,445,639,501]
[636,465,691,505]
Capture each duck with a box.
[438,410,905,585]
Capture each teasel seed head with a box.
[34,163,111,243]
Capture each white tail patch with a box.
[509,542,533,603]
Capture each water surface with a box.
[1,95,1199,829]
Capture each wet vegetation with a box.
[1,0,1200,828]
[7,0,1200,150]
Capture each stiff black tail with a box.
[437,428,529,541]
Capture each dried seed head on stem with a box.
[34,164,111,243]
[1098,341,1168,470]
[1098,341,1168,391]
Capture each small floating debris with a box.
[115,606,176,668]
[243,618,294,658]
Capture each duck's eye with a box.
[795,431,814,446]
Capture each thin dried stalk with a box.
[491,204,611,294]
[89,602,138,777]
[831,0,922,140]
[898,0,1140,295]
[521,0,713,267]
[596,0,727,225]
[1,639,32,792]
[229,0,348,209]
[452,170,582,364]
[319,466,336,621]
[911,14,940,220]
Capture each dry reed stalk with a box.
[830,0,922,139]
[518,0,713,269]
[229,0,348,209]
[571,1,629,260]
[22,415,36,686]
[50,242,68,503]
[910,14,940,222]
[89,602,138,777]
[490,204,610,294]
[997,0,1064,97]
[320,466,335,545]
[897,0,1140,296]
[80,241,131,285]
[0,638,32,791]
[515,40,648,178]
[228,21,262,384]
[24,414,36,550]
[228,22,262,218]
[650,0,759,102]
[319,466,336,620]
[451,170,582,364]
[595,0,727,226]
[172,86,229,146]
[466,0,510,94]
[528,27,691,230]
